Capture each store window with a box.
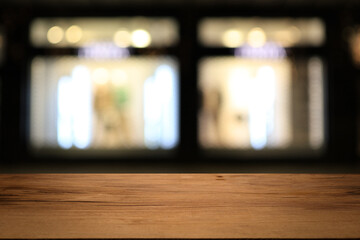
[198,18,326,153]
[29,18,179,154]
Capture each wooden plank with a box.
[0,174,359,239]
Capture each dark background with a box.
[1,0,360,173]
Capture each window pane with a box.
[29,17,179,155]
[30,57,179,151]
[198,56,325,151]
[198,17,326,152]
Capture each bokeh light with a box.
[65,25,83,44]
[222,29,244,48]
[131,29,151,48]
[47,26,64,44]
[247,27,267,48]
[113,29,131,47]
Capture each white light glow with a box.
[57,76,73,149]
[47,26,64,44]
[57,66,92,149]
[227,65,276,150]
[144,65,178,149]
[132,29,151,48]
[249,66,276,149]
[155,65,178,149]
[71,66,92,149]
[65,25,83,44]
[144,77,160,149]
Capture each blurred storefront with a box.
[0,1,359,170]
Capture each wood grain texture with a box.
[0,174,359,239]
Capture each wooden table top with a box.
[0,174,359,239]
